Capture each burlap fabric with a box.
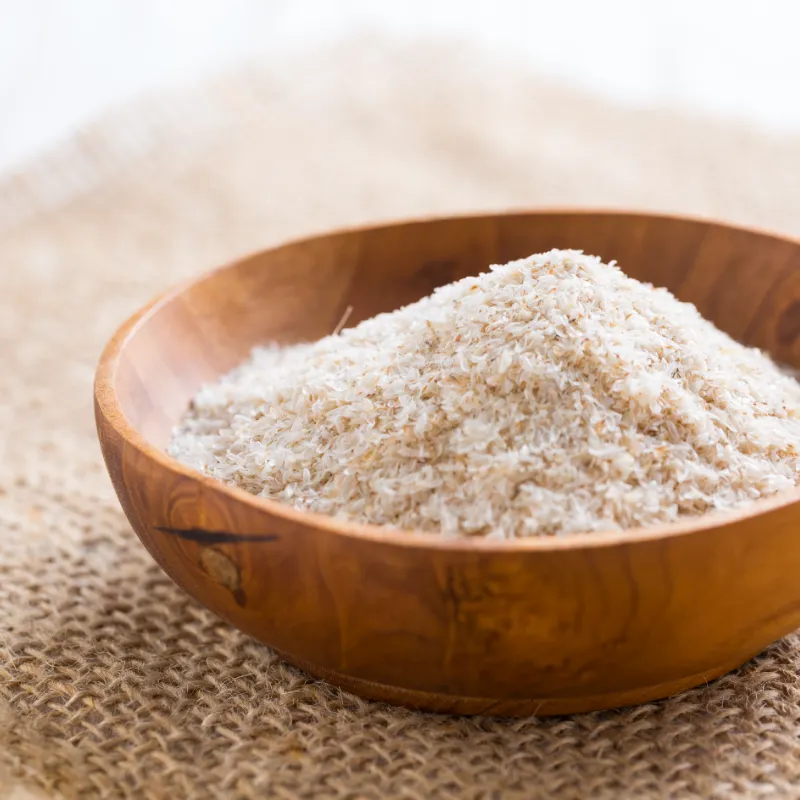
[3,40,800,799]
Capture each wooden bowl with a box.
[95,211,800,716]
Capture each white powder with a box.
[169,250,800,538]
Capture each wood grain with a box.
[94,210,800,715]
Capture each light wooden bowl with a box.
[95,211,800,716]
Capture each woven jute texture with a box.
[3,40,800,800]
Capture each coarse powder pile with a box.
[169,250,800,538]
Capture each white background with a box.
[1,0,799,177]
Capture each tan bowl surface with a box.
[95,211,800,715]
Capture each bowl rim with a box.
[94,207,800,552]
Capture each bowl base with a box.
[281,650,757,716]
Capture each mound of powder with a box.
[169,250,800,538]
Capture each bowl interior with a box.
[111,212,800,451]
